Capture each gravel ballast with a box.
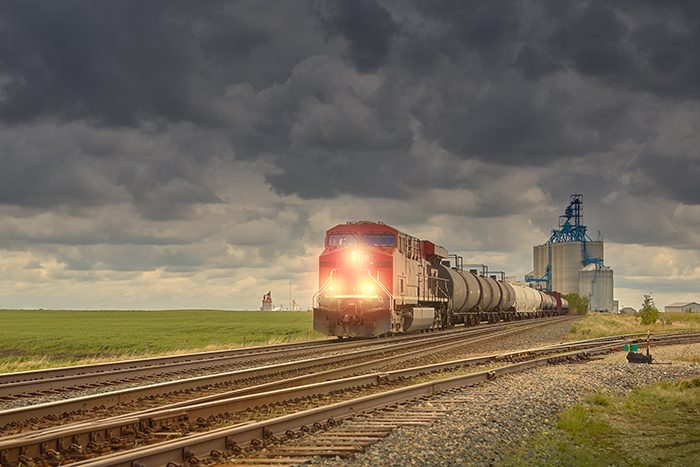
[316,342,700,467]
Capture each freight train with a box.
[312,221,568,338]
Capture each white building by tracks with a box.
[664,301,700,313]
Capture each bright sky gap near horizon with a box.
[0,1,698,311]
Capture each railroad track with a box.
[16,317,674,406]
[5,322,694,466]
[0,326,484,399]
[0,318,582,465]
[27,331,697,467]
[0,318,569,432]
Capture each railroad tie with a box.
[227,404,449,465]
[223,457,313,465]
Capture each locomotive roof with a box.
[326,221,448,258]
[326,221,399,235]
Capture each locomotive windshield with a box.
[327,233,396,247]
[327,234,358,246]
[363,234,396,246]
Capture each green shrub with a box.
[564,293,589,315]
[638,294,659,325]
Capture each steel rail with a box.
[0,325,477,388]
[0,321,508,386]
[66,332,700,467]
[3,326,694,466]
[0,335,445,399]
[0,317,570,392]
[0,318,571,427]
[0,340,344,385]
[0,320,560,458]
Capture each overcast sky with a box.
[1,0,699,310]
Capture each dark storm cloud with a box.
[2,0,700,217]
[0,123,223,219]
[284,0,700,200]
[315,0,398,72]
[634,155,700,205]
[411,0,520,56]
[0,0,323,126]
[3,1,205,125]
[542,1,700,99]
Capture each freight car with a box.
[312,221,568,338]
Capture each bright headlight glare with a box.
[360,281,376,295]
[348,249,369,266]
[327,277,341,293]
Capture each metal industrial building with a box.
[664,302,700,313]
[528,194,614,312]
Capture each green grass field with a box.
[566,312,700,340]
[0,310,323,373]
[3,310,698,375]
[503,377,700,466]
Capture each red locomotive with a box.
[313,221,568,338]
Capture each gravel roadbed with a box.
[316,342,700,467]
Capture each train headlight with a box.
[360,281,376,295]
[348,249,369,266]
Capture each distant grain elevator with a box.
[528,194,614,312]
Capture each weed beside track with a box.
[503,376,700,466]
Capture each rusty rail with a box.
[4,325,695,466]
[0,317,573,397]
[63,331,700,467]
[0,326,478,393]
[0,318,571,427]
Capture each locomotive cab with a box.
[313,221,449,337]
[313,222,396,337]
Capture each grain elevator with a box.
[528,194,614,311]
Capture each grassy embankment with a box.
[566,311,700,340]
[503,312,700,465]
[503,377,700,466]
[0,309,323,373]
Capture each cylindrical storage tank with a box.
[475,275,493,312]
[483,276,501,312]
[511,284,529,312]
[550,242,581,295]
[525,287,542,311]
[533,244,550,284]
[547,293,557,310]
[578,265,614,312]
[498,281,516,311]
[534,288,545,310]
[437,264,481,313]
[533,240,605,296]
[586,242,605,266]
[536,290,547,310]
[561,297,569,310]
